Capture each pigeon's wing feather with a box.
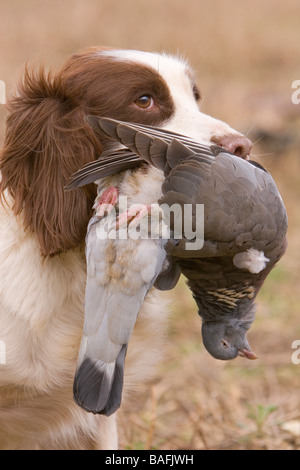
[93,116,217,153]
[97,117,214,172]
[66,117,219,190]
[66,149,142,190]
[74,219,166,415]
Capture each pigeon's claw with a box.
[95,186,119,217]
[116,204,151,229]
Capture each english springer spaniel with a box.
[0,46,252,450]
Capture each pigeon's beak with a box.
[238,349,258,360]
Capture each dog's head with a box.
[0,47,252,256]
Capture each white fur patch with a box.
[233,248,270,274]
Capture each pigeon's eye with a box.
[134,95,154,109]
[221,340,229,349]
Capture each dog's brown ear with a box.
[0,66,101,256]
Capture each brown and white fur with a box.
[0,47,252,450]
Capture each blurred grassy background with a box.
[0,0,299,450]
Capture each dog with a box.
[0,46,252,449]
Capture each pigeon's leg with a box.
[95,187,119,217]
[116,204,151,229]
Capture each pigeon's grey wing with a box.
[67,117,218,191]
[74,218,166,415]
[87,115,214,154]
[90,117,214,174]
[66,140,195,193]
[66,149,142,190]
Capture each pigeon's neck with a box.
[192,282,256,323]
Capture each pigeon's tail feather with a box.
[73,344,127,416]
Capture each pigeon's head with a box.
[201,319,258,361]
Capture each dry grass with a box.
[0,0,299,450]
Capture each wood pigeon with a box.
[67,117,288,416]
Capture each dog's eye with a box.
[134,95,153,109]
[221,340,229,349]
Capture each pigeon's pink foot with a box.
[116,204,151,229]
[95,187,119,217]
